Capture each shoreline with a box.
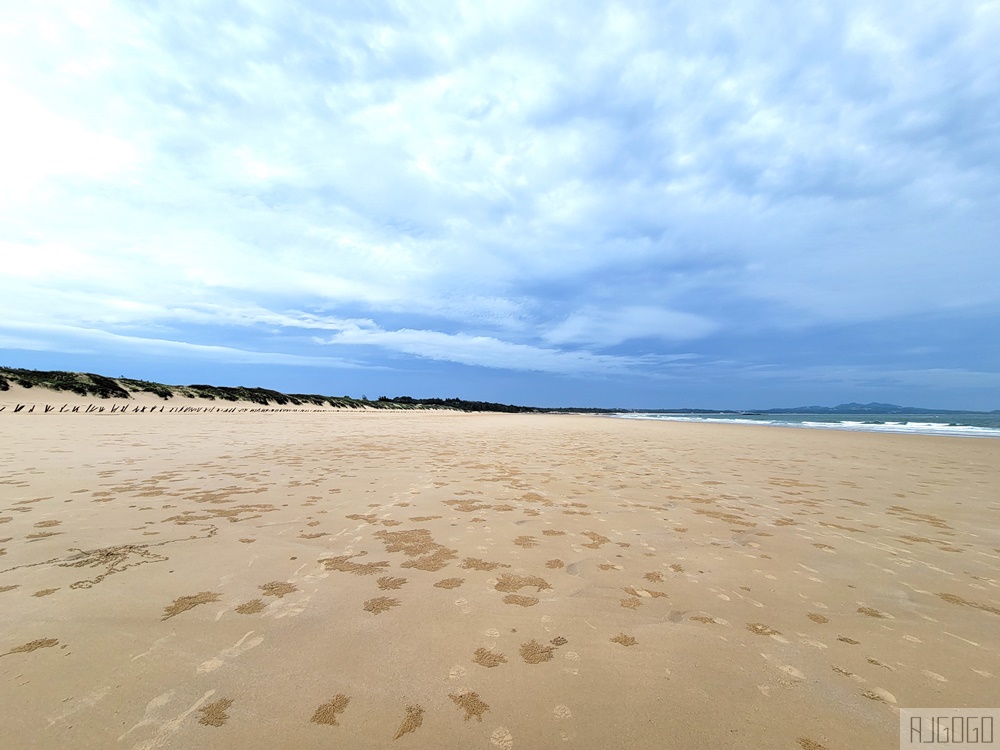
[610,412,1000,439]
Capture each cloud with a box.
[0,1,997,403]
[321,323,696,376]
[543,306,717,347]
[1,321,369,369]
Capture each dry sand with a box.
[1,399,999,749]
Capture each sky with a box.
[1,1,999,410]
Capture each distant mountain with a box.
[759,402,975,415]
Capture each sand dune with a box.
[1,410,998,748]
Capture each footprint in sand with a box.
[197,697,234,727]
[449,665,468,680]
[473,648,508,668]
[363,597,400,615]
[490,726,513,749]
[197,631,264,673]
[857,606,891,619]
[520,640,558,664]
[311,695,350,726]
[235,599,266,615]
[503,595,539,607]
[449,692,490,722]
[393,705,424,739]
[260,581,297,598]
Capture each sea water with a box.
[612,412,1000,438]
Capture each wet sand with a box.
[1,405,999,749]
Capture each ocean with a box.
[611,412,1000,438]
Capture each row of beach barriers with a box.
[0,403,332,413]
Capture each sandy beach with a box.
[2,402,998,749]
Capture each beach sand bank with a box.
[2,410,998,748]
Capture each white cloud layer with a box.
[0,1,997,405]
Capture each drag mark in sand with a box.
[857,606,890,619]
[311,695,350,726]
[393,705,424,739]
[56,531,214,589]
[161,592,220,620]
[27,531,63,541]
[59,544,169,589]
[937,592,1000,616]
[1,637,59,658]
[449,692,490,722]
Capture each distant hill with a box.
[758,402,987,415]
